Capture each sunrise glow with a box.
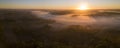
[77,3,89,10]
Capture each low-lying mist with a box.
[32,10,120,30]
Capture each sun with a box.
[77,3,89,10]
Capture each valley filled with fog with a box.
[32,10,120,30]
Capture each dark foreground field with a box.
[0,9,120,48]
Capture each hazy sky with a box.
[0,0,120,9]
